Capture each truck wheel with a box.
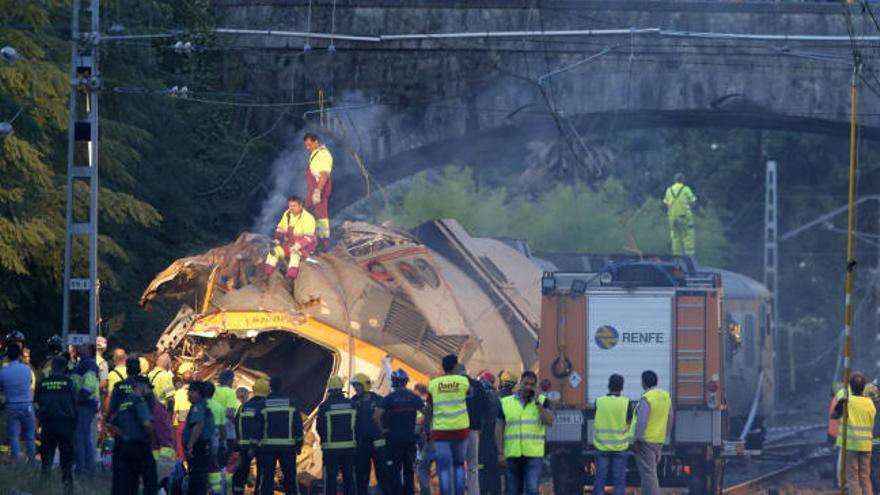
[550,448,586,494]
[687,451,721,495]
[687,453,708,495]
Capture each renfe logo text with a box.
[620,331,665,344]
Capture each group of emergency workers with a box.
[827,371,880,495]
[265,132,334,281]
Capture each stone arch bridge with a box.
[217,0,880,206]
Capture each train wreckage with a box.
[140,219,773,490]
[139,219,542,483]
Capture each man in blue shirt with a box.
[375,369,424,495]
[0,344,35,464]
[184,381,214,495]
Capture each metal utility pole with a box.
[61,0,101,346]
[763,160,784,390]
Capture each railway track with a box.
[722,447,835,494]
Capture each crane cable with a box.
[839,59,861,495]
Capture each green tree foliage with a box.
[0,2,275,355]
[379,166,728,265]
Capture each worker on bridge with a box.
[303,133,333,252]
[265,195,317,280]
[663,172,697,256]
[831,371,876,495]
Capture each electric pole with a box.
[61,0,101,346]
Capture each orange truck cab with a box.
[539,261,726,494]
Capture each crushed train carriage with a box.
[139,219,542,486]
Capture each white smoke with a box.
[252,131,309,234]
[251,92,391,234]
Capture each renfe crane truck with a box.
[539,261,726,495]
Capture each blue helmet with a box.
[391,368,409,387]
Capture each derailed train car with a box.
[139,219,542,485]
[141,221,772,493]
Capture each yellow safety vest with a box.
[594,395,630,452]
[838,395,876,452]
[640,388,672,444]
[501,394,546,458]
[148,368,175,407]
[664,183,696,219]
[309,146,333,179]
[108,365,127,395]
[275,209,316,238]
[428,375,470,431]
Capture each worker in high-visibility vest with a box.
[264,195,317,280]
[257,376,303,495]
[147,353,175,409]
[427,354,471,495]
[864,381,880,492]
[830,383,845,444]
[831,371,876,495]
[631,370,672,495]
[71,343,101,477]
[303,133,333,252]
[494,370,553,495]
[317,375,357,495]
[106,348,129,400]
[232,378,268,495]
[663,172,697,256]
[173,361,194,460]
[592,374,634,495]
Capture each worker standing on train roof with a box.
[631,370,672,495]
[303,132,333,252]
[264,195,317,280]
[663,172,697,256]
[832,371,876,495]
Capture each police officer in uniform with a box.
[258,377,303,495]
[351,373,394,495]
[112,376,158,495]
[375,369,424,495]
[317,375,357,495]
[39,335,67,383]
[184,381,215,495]
[36,356,77,491]
[232,379,269,495]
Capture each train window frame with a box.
[743,314,756,367]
